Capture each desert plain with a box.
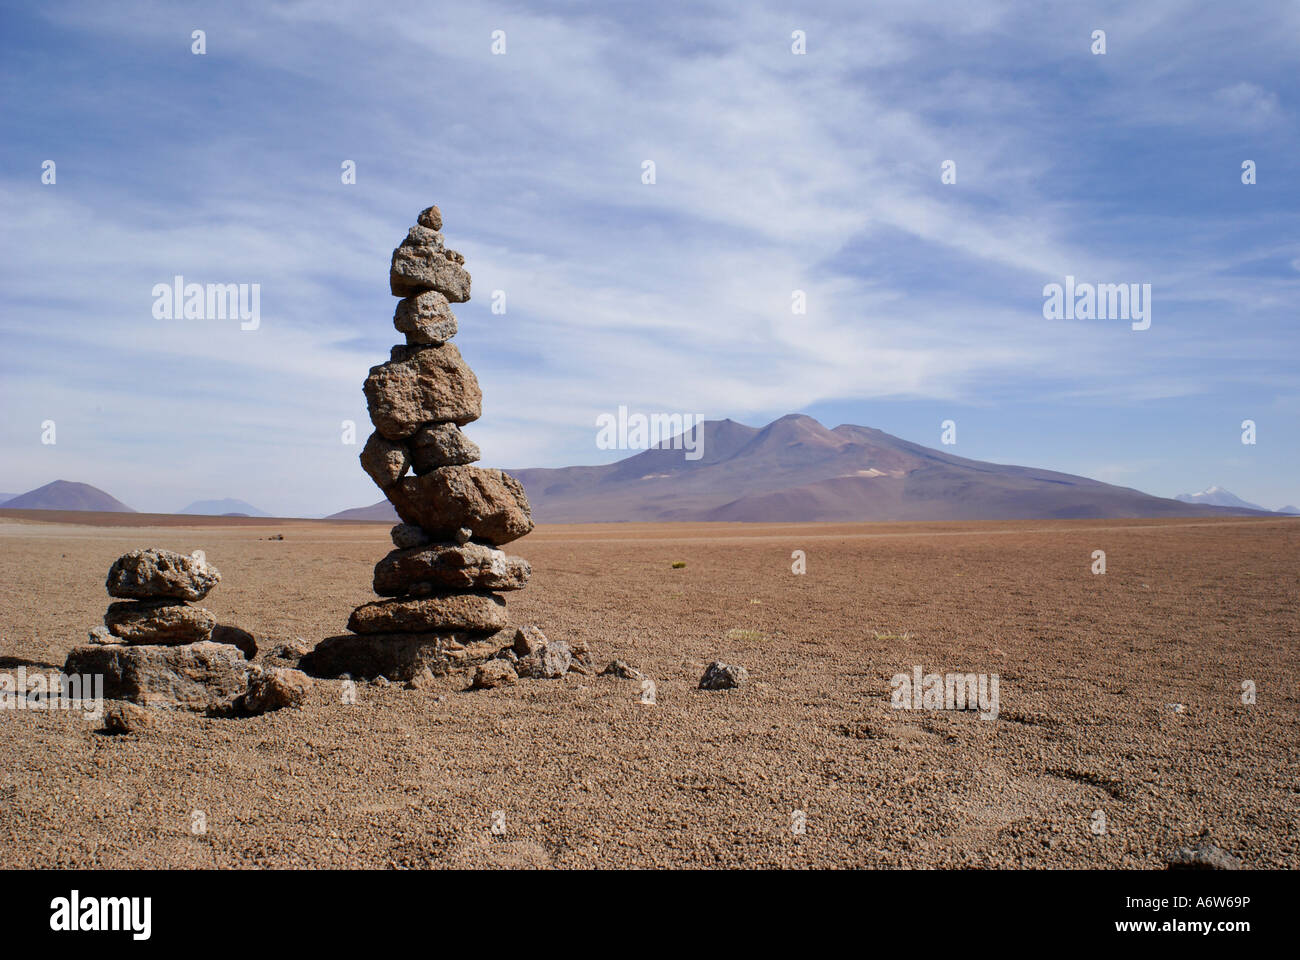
[0,510,1295,869]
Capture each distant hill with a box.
[506,415,1278,523]
[1175,486,1270,512]
[326,499,399,522]
[2,480,136,512]
[178,498,270,517]
[1278,505,1300,515]
[0,493,16,505]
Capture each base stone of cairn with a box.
[62,548,309,713]
[305,203,559,684]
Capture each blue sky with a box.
[1,0,1297,516]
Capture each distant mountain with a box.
[0,494,16,505]
[326,499,399,522]
[504,415,1278,523]
[2,480,136,512]
[1277,505,1300,515]
[178,498,270,517]
[1175,486,1271,512]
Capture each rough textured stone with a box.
[363,343,482,440]
[239,667,312,713]
[600,659,644,681]
[394,291,458,345]
[304,631,505,681]
[391,523,432,550]
[103,701,153,734]
[699,661,749,690]
[390,236,472,300]
[387,466,533,545]
[260,637,311,668]
[373,542,530,595]
[87,625,121,645]
[471,660,518,690]
[1166,845,1243,870]
[105,548,221,601]
[64,641,253,712]
[105,600,216,644]
[211,624,257,659]
[360,432,411,489]
[348,592,508,634]
[417,205,442,231]
[512,626,571,679]
[409,422,481,472]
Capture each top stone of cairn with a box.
[105,548,221,601]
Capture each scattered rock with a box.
[239,667,312,714]
[102,701,153,734]
[471,660,518,690]
[104,600,216,644]
[105,548,221,601]
[261,638,311,668]
[600,659,644,681]
[1166,845,1242,870]
[699,661,749,690]
[511,626,572,679]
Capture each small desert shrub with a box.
[671,561,686,569]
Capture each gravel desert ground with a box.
[1,511,1295,869]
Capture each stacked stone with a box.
[307,205,536,682]
[64,549,258,711]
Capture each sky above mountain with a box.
[1,1,1297,517]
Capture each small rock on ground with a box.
[699,661,749,690]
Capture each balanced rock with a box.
[417,205,442,230]
[391,523,432,550]
[104,600,216,644]
[360,432,411,489]
[308,203,542,687]
[105,548,220,601]
[65,641,253,712]
[394,290,458,345]
[348,592,508,634]
[363,342,482,440]
[409,422,481,473]
[387,466,533,545]
[373,542,530,595]
[390,231,472,300]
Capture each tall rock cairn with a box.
[308,205,536,682]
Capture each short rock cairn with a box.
[306,204,581,684]
[64,548,308,713]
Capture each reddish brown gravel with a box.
[0,512,1295,868]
